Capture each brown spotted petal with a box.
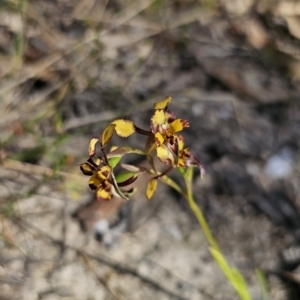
[80,163,94,176]
[169,119,189,133]
[165,135,179,164]
[88,175,102,190]
[97,165,111,180]
[96,180,113,201]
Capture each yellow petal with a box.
[154,132,164,146]
[97,165,111,180]
[153,96,171,110]
[169,119,189,133]
[97,188,112,201]
[88,175,102,190]
[80,163,94,175]
[177,158,185,167]
[94,158,101,165]
[151,110,167,127]
[146,178,158,200]
[111,119,135,137]
[178,136,184,151]
[156,144,174,165]
[88,138,99,157]
[101,124,116,147]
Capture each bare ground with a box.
[1,1,300,299]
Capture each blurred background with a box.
[1,0,300,299]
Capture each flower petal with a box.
[178,135,184,151]
[88,175,102,190]
[156,144,175,165]
[101,123,116,147]
[97,165,111,180]
[151,110,167,130]
[88,138,99,157]
[146,178,158,200]
[80,163,94,176]
[169,119,189,133]
[164,110,176,123]
[154,132,164,146]
[96,181,112,201]
[111,119,135,137]
[153,96,171,110]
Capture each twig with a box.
[2,159,86,187]
[79,251,128,300]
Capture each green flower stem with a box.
[153,167,251,300]
[183,168,252,300]
[185,176,219,251]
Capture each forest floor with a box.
[1,1,300,299]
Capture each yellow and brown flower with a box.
[150,97,189,148]
[80,158,114,201]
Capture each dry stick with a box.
[79,251,128,300]
[17,219,189,300]
[63,96,156,131]
[2,159,86,188]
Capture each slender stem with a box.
[185,176,219,251]
[101,148,110,166]
[154,166,173,179]
[184,169,251,300]
[134,126,152,136]
[150,169,184,196]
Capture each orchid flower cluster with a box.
[79,97,253,300]
[80,97,204,201]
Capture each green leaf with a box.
[107,147,145,159]
[109,157,121,168]
[115,171,138,184]
[255,269,269,300]
[110,172,129,201]
[210,248,251,300]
